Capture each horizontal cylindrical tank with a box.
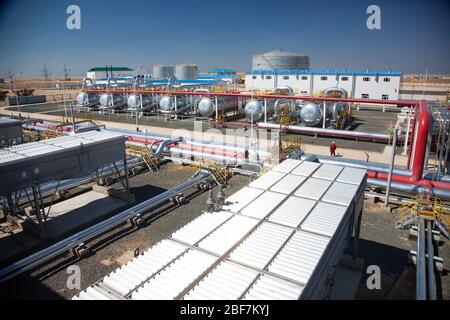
[153,65,174,80]
[99,93,125,108]
[76,92,99,105]
[300,102,329,126]
[244,99,275,122]
[327,101,346,121]
[175,64,198,80]
[159,95,186,112]
[252,50,310,70]
[197,96,235,118]
[127,94,154,110]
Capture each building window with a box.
[361,93,369,99]
[252,76,256,79]
[301,90,308,94]
[363,77,370,82]
[283,76,289,80]
[382,94,389,100]
[265,76,272,79]
[301,76,308,80]
[341,77,349,81]
[383,77,390,82]
[320,76,328,80]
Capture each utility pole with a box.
[63,65,71,81]
[41,64,52,86]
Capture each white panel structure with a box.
[243,274,304,300]
[336,167,367,185]
[75,159,367,300]
[245,69,401,100]
[291,161,321,177]
[222,187,264,213]
[268,196,317,228]
[131,248,217,300]
[312,164,344,181]
[171,211,233,245]
[249,171,286,190]
[240,191,287,219]
[271,159,303,173]
[294,178,332,200]
[74,285,121,300]
[270,174,306,195]
[267,230,330,285]
[198,215,259,255]
[101,239,188,296]
[228,222,293,269]
[184,261,260,300]
[322,182,359,206]
[300,202,348,237]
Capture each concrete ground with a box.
[0,162,448,300]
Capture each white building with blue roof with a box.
[245,69,402,100]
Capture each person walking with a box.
[330,141,337,157]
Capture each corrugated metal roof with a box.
[184,261,259,300]
[131,248,217,300]
[249,171,286,190]
[312,164,344,181]
[336,167,367,185]
[222,187,265,213]
[74,161,366,300]
[228,222,293,269]
[198,215,259,255]
[271,159,303,173]
[322,182,358,206]
[74,285,121,300]
[267,230,330,285]
[100,239,188,297]
[294,178,332,200]
[243,274,304,300]
[291,161,321,177]
[171,211,233,245]
[240,191,287,220]
[268,196,317,228]
[270,174,306,195]
[246,69,402,76]
[300,202,348,237]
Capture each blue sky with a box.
[0,0,449,77]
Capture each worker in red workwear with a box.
[330,141,337,157]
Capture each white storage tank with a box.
[175,64,198,80]
[153,65,174,80]
[252,50,310,71]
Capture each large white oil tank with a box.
[153,65,174,80]
[175,64,198,80]
[252,50,310,71]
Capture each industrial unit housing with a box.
[245,69,401,100]
[73,159,367,300]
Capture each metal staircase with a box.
[195,159,231,187]
[126,144,160,172]
[396,193,449,239]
